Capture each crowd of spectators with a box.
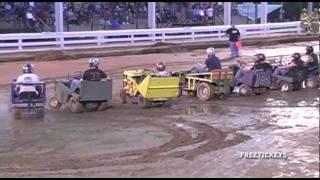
[64,2,148,30]
[1,2,313,33]
[0,2,54,31]
[156,2,224,25]
[0,2,226,32]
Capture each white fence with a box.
[0,21,302,54]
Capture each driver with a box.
[70,58,107,92]
[15,64,41,96]
[155,61,171,77]
[205,47,222,71]
[83,58,107,81]
[251,53,272,71]
[304,45,319,75]
[272,53,304,76]
[234,53,269,82]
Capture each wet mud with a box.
[0,41,318,177]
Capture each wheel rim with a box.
[240,87,247,95]
[50,99,59,108]
[200,86,209,98]
[281,84,289,92]
[306,80,315,88]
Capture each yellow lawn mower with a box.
[120,69,181,108]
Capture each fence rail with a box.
[0,21,302,54]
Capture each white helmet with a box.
[206,47,215,56]
[89,58,100,68]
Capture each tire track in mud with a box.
[0,54,301,176]
[0,116,251,175]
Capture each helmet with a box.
[306,45,314,54]
[89,58,100,68]
[302,8,307,12]
[22,64,34,73]
[156,61,166,71]
[291,53,301,62]
[206,47,215,56]
[254,53,266,62]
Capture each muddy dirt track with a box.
[0,41,319,177]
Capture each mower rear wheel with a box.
[305,78,318,89]
[196,82,215,101]
[36,107,45,118]
[13,108,21,120]
[84,103,99,111]
[98,102,109,111]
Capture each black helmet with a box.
[291,53,301,62]
[156,61,166,71]
[306,45,314,54]
[22,64,34,73]
[254,53,266,62]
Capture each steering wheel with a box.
[143,69,156,76]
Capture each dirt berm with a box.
[0,34,317,63]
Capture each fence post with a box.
[217,30,221,40]
[297,22,301,34]
[264,25,267,35]
[242,28,246,38]
[97,36,102,46]
[162,33,165,42]
[191,31,195,41]
[18,39,23,51]
[59,34,64,49]
[152,33,156,42]
[131,34,134,44]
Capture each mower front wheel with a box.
[69,97,84,113]
[49,96,62,110]
[239,84,252,96]
[120,89,127,104]
[138,95,152,108]
[280,81,293,92]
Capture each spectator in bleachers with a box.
[111,17,121,30]
[4,3,13,23]
[199,6,205,22]
[206,6,213,20]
